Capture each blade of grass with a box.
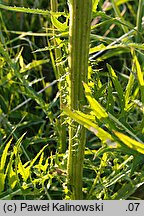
[136,0,144,43]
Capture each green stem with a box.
[50,0,66,153]
[67,0,92,199]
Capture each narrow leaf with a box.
[0,173,6,193]
[92,0,99,12]
[114,131,144,154]
[83,82,108,119]
[107,64,125,109]
[63,107,114,143]
[51,16,68,32]
[134,54,144,86]
[8,166,17,189]
[0,138,13,171]
[0,4,51,16]
[29,145,48,168]
[17,154,30,182]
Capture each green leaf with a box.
[17,154,30,182]
[20,59,49,73]
[29,144,48,168]
[124,72,135,111]
[83,82,141,143]
[6,151,17,190]
[0,4,51,16]
[0,173,6,193]
[89,44,106,54]
[83,82,108,119]
[107,64,125,110]
[0,138,13,171]
[114,131,144,154]
[92,0,99,12]
[8,166,17,190]
[63,107,114,144]
[133,54,144,103]
[51,16,68,32]
[14,133,27,151]
[34,152,49,172]
[134,55,144,86]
